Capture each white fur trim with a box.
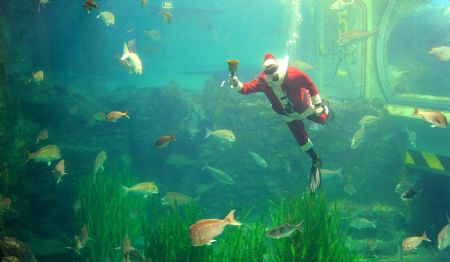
[233,81,243,91]
[265,56,289,87]
[311,95,321,105]
[300,139,313,151]
[283,105,314,121]
[263,58,277,67]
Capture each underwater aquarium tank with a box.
[0,0,449,261]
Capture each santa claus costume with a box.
[231,53,331,193]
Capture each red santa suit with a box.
[235,54,328,151]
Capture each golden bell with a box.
[227,59,239,74]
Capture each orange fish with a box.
[402,231,430,251]
[412,105,447,128]
[0,197,11,210]
[155,135,176,148]
[83,0,98,13]
[53,159,68,184]
[107,111,130,122]
[189,210,241,246]
[161,11,173,24]
[36,129,48,144]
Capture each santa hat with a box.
[263,53,278,68]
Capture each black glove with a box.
[309,157,321,193]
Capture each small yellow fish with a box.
[351,126,365,149]
[26,145,61,166]
[35,129,48,144]
[107,111,130,122]
[140,0,148,8]
[161,11,173,24]
[96,11,115,26]
[143,29,161,41]
[93,150,107,176]
[121,182,159,197]
[358,115,380,127]
[428,45,450,61]
[204,128,236,142]
[28,70,44,85]
[402,231,430,251]
[121,43,142,75]
[161,192,195,206]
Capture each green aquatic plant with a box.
[77,166,147,262]
[265,193,360,262]
[143,200,212,262]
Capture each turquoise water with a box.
[0,0,449,261]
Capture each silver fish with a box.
[350,218,376,230]
[320,168,343,181]
[438,214,450,250]
[249,151,268,168]
[267,221,304,239]
[202,165,235,184]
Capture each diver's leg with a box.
[286,120,321,193]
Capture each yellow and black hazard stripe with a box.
[405,150,450,174]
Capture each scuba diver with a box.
[229,53,332,193]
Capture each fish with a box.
[155,135,176,148]
[96,11,115,26]
[128,249,151,262]
[337,30,376,46]
[93,150,107,176]
[80,224,90,247]
[52,159,68,184]
[189,209,241,246]
[204,128,236,142]
[412,105,447,128]
[180,111,199,140]
[400,188,421,201]
[402,231,430,251]
[121,42,142,75]
[249,151,268,168]
[437,214,450,250]
[351,126,365,149]
[92,112,106,122]
[358,115,380,127]
[330,0,354,10]
[143,29,161,41]
[428,45,450,61]
[321,167,343,181]
[73,199,81,214]
[289,59,316,71]
[70,235,83,254]
[350,218,376,230]
[165,154,197,167]
[202,165,235,184]
[83,0,98,13]
[107,111,130,122]
[140,0,148,8]
[266,221,304,239]
[26,145,61,166]
[161,192,195,206]
[121,182,159,198]
[38,0,50,13]
[121,234,131,262]
[0,197,11,210]
[35,129,48,144]
[344,183,357,196]
[161,11,173,24]
[28,70,44,85]
[405,126,417,148]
